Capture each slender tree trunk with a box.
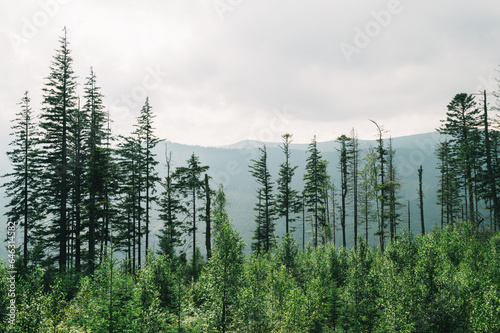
[483,90,499,229]
[418,165,425,235]
[192,186,196,278]
[302,195,305,251]
[407,200,411,231]
[205,174,211,260]
[23,114,29,269]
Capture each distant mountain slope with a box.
[155,131,443,253]
[0,132,444,261]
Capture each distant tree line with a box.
[3,28,500,281]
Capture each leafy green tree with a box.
[38,27,79,270]
[200,214,245,332]
[250,146,277,254]
[276,133,302,236]
[2,91,43,269]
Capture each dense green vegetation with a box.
[3,28,500,332]
[1,220,499,332]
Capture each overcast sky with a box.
[1,0,499,146]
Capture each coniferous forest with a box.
[2,29,500,332]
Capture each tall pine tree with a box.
[133,97,160,255]
[250,146,277,254]
[174,153,209,279]
[2,91,43,269]
[304,136,323,248]
[276,133,302,236]
[39,27,78,270]
[438,93,482,224]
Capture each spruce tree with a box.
[83,68,111,273]
[2,91,43,269]
[157,148,185,258]
[304,136,323,248]
[249,146,277,254]
[39,27,78,270]
[370,120,387,251]
[337,134,351,248]
[386,138,402,242]
[480,91,499,229]
[418,165,425,235]
[115,135,143,272]
[68,96,88,271]
[133,97,160,255]
[438,93,481,224]
[174,153,209,279]
[436,139,461,226]
[276,133,302,236]
[348,129,361,249]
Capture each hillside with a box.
[0,131,444,258]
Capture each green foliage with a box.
[1,221,499,332]
[196,216,245,332]
[250,145,277,254]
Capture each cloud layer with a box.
[1,0,499,146]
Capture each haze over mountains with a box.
[0,131,443,258]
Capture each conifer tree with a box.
[348,129,361,249]
[250,146,277,254]
[213,183,229,229]
[304,136,324,248]
[276,133,302,236]
[480,91,499,229]
[369,120,387,251]
[418,165,425,235]
[337,134,351,247]
[2,91,43,269]
[134,98,160,254]
[360,149,378,245]
[386,138,402,241]
[83,68,111,273]
[157,148,185,258]
[39,27,79,270]
[436,139,460,226]
[68,96,88,271]
[115,135,143,272]
[318,158,331,244]
[438,93,481,224]
[174,153,209,278]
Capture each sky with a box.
[1,0,500,146]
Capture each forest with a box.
[1,29,500,332]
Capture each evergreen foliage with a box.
[250,146,277,254]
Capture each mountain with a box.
[146,131,444,254]
[0,132,445,260]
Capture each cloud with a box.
[0,0,499,146]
